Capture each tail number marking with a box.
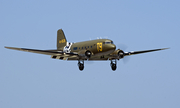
[59,39,66,43]
[97,43,102,52]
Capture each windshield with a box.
[103,41,113,44]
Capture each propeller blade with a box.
[85,60,94,65]
[123,56,130,64]
[117,43,128,51]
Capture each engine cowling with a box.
[118,50,125,59]
[111,49,125,59]
[85,50,92,58]
[78,50,92,58]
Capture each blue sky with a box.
[1,0,180,108]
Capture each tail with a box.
[57,29,67,50]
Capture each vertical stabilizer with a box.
[57,29,67,50]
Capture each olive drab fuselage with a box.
[70,39,116,56]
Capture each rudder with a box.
[57,29,67,50]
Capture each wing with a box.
[86,48,169,60]
[68,48,169,61]
[5,46,169,60]
[124,48,169,56]
[5,46,78,60]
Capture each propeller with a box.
[85,60,94,65]
[117,43,130,64]
[117,43,128,51]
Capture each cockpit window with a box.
[103,41,114,44]
[106,42,111,44]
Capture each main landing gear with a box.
[78,60,84,71]
[77,59,117,71]
[110,59,117,71]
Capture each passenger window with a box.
[73,47,77,50]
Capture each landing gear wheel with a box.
[79,63,84,71]
[78,60,84,71]
[111,64,117,71]
[110,59,117,71]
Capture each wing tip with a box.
[4,46,22,50]
[161,48,170,50]
[4,46,10,49]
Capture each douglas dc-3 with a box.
[5,29,168,71]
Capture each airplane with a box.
[5,29,169,71]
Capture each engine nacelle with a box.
[85,50,92,58]
[78,50,92,58]
[111,49,125,59]
[118,50,125,58]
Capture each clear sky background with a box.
[0,0,180,108]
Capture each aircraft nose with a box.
[109,44,116,50]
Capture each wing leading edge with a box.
[124,48,169,56]
[5,46,78,56]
